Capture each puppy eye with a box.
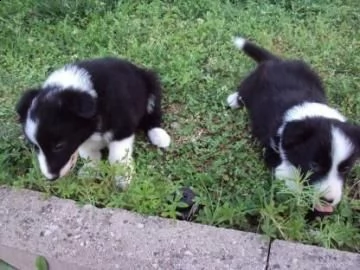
[309,162,321,172]
[33,145,39,152]
[53,142,65,152]
[338,164,351,174]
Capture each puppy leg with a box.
[108,134,135,189]
[78,135,106,178]
[227,76,256,109]
[226,92,243,109]
[274,160,299,191]
[145,107,171,148]
[141,72,171,149]
[264,146,281,169]
[79,137,105,161]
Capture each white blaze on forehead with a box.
[24,118,55,180]
[43,65,97,98]
[38,150,56,179]
[315,127,354,206]
[24,112,55,179]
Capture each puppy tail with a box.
[233,36,280,63]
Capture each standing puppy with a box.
[227,36,360,213]
[16,57,171,188]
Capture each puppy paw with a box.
[227,92,241,109]
[148,128,171,148]
[77,162,101,179]
[112,161,135,190]
[115,175,132,190]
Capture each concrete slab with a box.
[0,186,269,270]
[268,240,360,270]
[0,245,88,270]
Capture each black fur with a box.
[16,57,167,180]
[73,58,164,139]
[229,37,360,211]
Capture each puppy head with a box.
[279,118,360,212]
[16,87,97,180]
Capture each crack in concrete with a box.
[265,238,273,270]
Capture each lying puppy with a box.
[227,36,360,214]
[16,57,171,188]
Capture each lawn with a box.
[0,0,359,253]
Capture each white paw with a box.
[227,92,241,109]
[112,161,135,190]
[115,175,132,190]
[77,162,101,179]
[274,161,301,192]
[148,128,171,148]
[78,147,102,161]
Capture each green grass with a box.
[0,256,48,270]
[1,0,360,252]
[0,260,16,270]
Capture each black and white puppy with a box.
[16,57,171,188]
[227,36,360,213]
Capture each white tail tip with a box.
[233,36,246,50]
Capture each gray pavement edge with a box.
[0,186,359,270]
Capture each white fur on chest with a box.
[89,131,113,143]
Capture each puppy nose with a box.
[320,197,334,204]
[47,175,59,181]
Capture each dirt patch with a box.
[164,102,184,115]
[348,178,360,202]
[164,103,210,145]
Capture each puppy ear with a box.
[62,91,97,119]
[281,121,315,150]
[15,88,40,123]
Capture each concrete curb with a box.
[0,186,269,270]
[0,186,359,270]
[268,240,360,270]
